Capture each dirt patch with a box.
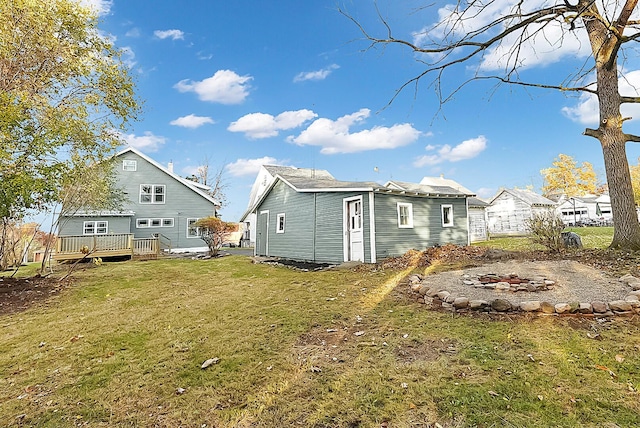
[0,275,71,315]
[395,338,459,364]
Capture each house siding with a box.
[469,207,488,242]
[58,150,218,250]
[58,216,131,236]
[254,184,372,264]
[374,194,468,260]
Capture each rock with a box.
[544,280,556,286]
[444,294,457,304]
[442,302,453,310]
[495,282,511,291]
[453,297,469,309]
[619,274,636,283]
[625,294,640,302]
[554,303,572,314]
[201,357,220,369]
[561,231,583,248]
[483,283,496,290]
[540,302,556,314]
[469,300,489,310]
[436,291,451,300]
[520,301,541,312]
[527,284,538,292]
[491,299,512,312]
[410,283,423,293]
[423,297,434,307]
[591,301,608,313]
[426,288,442,297]
[609,300,633,312]
[569,302,580,313]
[463,280,475,285]
[418,284,431,295]
[630,281,640,291]
[629,290,640,297]
[407,274,422,284]
[578,303,593,314]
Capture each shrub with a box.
[194,217,238,257]
[525,210,566,252]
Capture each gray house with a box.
[248,172,470,264]
[57,147,220,251]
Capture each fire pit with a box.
[462,273,555,292]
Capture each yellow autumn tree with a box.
[541,154,597,198]
[629,158,640,205]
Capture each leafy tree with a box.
[541,154,597,198]
[0,0,139,223]
[194,217,238,257]
[343,1,640,249]
[629,158,640,205]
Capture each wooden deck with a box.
[54,234,161,261]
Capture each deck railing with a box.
[54,234,134,261]
[133,237,159,257]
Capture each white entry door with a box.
[347,199,364,262]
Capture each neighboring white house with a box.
[420,175,488,242]
[486,188,556,236]
[239,165,334,247]
[556,194,612,225]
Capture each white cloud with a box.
[121,131,166,152]
[125,28,141,38]
[170,114,215,129]
[80,0,112,15]
[413,135,487,166]
[475,187,496,199]
[175,70,252,104]
[225,157,286,177]
[562,69,640,124]
[294,64,340,83]
[228,110,318,139]
[154,29,185,40]
[288,109,421,154]
[120,46,136,69]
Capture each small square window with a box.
[276,213,285,233]
[96,221,108,234]
[151,219,161,227]
[83,221,95,235]
[442,204,453,227]
[397,203,413,228]
[162,218,174,227]
[122,159,137,171]
[137,219,149,228]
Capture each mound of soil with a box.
[0,275,71,315]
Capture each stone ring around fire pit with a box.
[406,260,640,316]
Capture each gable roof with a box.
[468,197,489,207]
[419,176,474,195]
[116,147,221,208]
[491,188,555,207]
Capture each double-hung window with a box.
[187,218,200,238]
[83,221,108,235]
[276,213,285,233]
[441,204,453,227]
[140,184,165,204]
[397,203,414,228]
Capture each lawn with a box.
[1,254,639,427]
[473,226,614,251]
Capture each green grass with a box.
[1,255,639,427]
[474,226,614,251]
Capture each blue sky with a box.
[84,0,640,222]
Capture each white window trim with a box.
[442,204,454,227]
[187,218,200,238]
[276,213,285,233]
[136,218,174,228]
[122,159,137,171]
[139,184,166,204]
[397,202,414,229]
[83,221,108,235]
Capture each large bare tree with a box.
[343,0,640,249]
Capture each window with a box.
[187,218,200,238]
[276,213,285,233]
[442,204,453,227]
[122,159,137,171]
[83,221,108,235]
[140,184,165,204]
[137,218,174,228]
[397,203,413,228]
